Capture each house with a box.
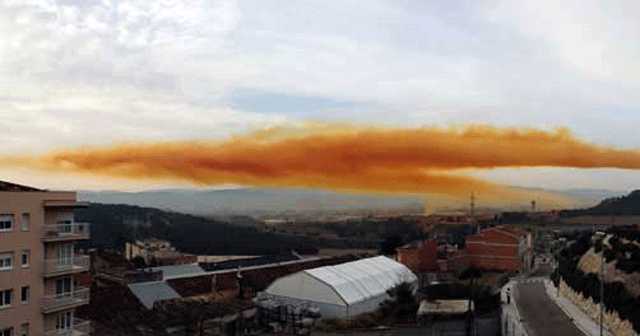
[125,238,197,266]
[462,226,533,273]
[396,240,438,274]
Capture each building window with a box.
[19,324,28,336]
[56,311,73,330]
[0,253,13,271]
[20,213,29,232]
[55,277,73,296]
[20,286,29,304]
[0,327,13,336]
[20,250,29,268]
[0,214,13,232]
[0,289,12,308]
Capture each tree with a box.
[459,268,482,336]
[131,256,147,269]
[379,235,403,255]
[378,282,418,322]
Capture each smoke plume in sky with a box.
[4,124,640,205]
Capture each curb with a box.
[543,279,612,336]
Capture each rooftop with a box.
[0,180,44,192]
[128,281,181,309]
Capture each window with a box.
[0,253,13,271]
[20,213,29,232]
[0,289,12,308]
[56,311,73,331]
[20,250,29,268]
[57,244,73,266]
[20,286,29,304]
[0,327,13,336]
[19,324,28,336]
[0,214,13,232]
[55,277,72,295]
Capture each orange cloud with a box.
[4,124,640,204]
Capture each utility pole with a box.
[600,249,605,336]
[470,192,478,233]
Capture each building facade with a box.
[396,240,438,274]
[463,226,532,273]
[0,181,90,336]
[125,239,197,266]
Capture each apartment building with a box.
[0,181,90,336]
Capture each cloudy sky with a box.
[1,0,640,191]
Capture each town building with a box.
[0,181,91,335]
[461,226,533,273]
[125,238,197,266]
[396,239,438,274]
[84,253,358,335]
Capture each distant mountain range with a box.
[79,187,626,218]
[79,188,424,218]
[562,189,640,216]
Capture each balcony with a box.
[42,223,90,242]
[42,288,90,314]
[43,255,90,277]
[44,317,91,336]
[44,318,91,336]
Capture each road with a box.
[515,281,585,336]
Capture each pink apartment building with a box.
[0,181,90,336]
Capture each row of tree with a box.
[553,232,640,332]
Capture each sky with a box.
[1,0,640,191]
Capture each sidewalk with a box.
[500,280,529,336]
[542,278,613,336]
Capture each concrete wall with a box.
[500,280,529,336]
[559,279,637,336]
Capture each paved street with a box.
[515,281,585,336]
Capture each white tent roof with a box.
[304,256,417,305]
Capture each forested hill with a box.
[74,203,319,255]
[561,190,640,216]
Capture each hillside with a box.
[562,190,640,216]
[554,229,640,333]
[79,188,424,218]
[75,203,324,255]
[79,187,622,219]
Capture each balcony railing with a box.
[43,255,90,277]
[42,223,90,242]
[42,288,90,313]
[44,318,91,336]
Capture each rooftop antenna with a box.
[470,192,479,233]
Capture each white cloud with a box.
[1,0,640,189]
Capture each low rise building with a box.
[125,238,196,266]
[396,240,438,274]
[462,226,533,273]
